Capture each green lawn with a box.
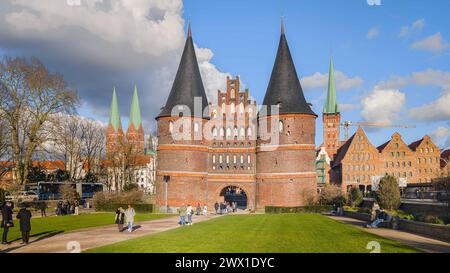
[6,212,174,243]
[87,214,419,253]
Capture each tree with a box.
[319,184,346,206]
[433,176,450,206]
[348,187,363,207]
[376,175,401,210]
[59,183,78,203]
[0,56,79,186]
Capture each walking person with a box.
[1,201,14,245]
[214,201,219,215]
[186,204,193,226]
[179,204,186,226]
[203,204,208,216]
[125,204,136,232]
[115,207,125,232]
[39,201,47,217]
[16,204,32,245]
[74,200,80,216]
[196,203,201,216]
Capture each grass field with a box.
[5,213,173,243]
[87,214,419,253]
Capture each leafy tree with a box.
[348,187,363,207]
[376,175,401,210]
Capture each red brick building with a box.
[155,23,317,211]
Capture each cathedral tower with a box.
[322,56,340,160]
[155,23,209,210]
[106,87,124,156]
[126,85,145,153]
[256,20,317,207]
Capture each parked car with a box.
[5,191,39,202]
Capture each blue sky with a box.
[0,0,449,149]
[183,0,450,148]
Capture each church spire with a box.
[129,84,142,130]
[108,87,121,132]
[262,21,316,116]
[157,21,209,119]
[323,55,339,114]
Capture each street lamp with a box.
[163,175,170,213]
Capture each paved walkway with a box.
[0,214,218,253]
[328,215,450,253]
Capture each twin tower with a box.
[155,23,317,210]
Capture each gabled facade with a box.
[378,132,415,184]
[331,127,381,192]
[408,135,441,183]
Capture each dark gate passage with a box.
[220,186,247,209]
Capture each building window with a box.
[219,155,223,164]
[279,121,284,132]
[240,127,245,137]
[247,127,252,137]
[226,155,230,164]
[248,155,251,164]
[169,121,173,133]
[240,155,244,164]
[226,128,232,138]
[212,127,217,138]
[220,128,224,137]
[194,122,199,133]
[213,155,216,164]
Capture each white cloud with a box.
[339,103,360,112]
[366,27,379,39]
[430,126,450,149]
[301,71,363,91]
[408,90,450,122]
[0,0,232,129]
[361,88,406,124]
[399,18,425,37]
[411,32,449,53]
[376,69,450,90]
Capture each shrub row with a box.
[95,203,153,213]
[265,205,332,214]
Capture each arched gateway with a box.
[219,186,248,209]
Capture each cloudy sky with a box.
[0,0,449,149]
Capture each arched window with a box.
[240,155,244,164]
[234,127,238,137]
[219,155,223,164]
[226,155,230,164]
[239,103,244,114]
[226,128,232,138]
[169,121,174,133]
[248,155,251,164]
[212,155,216,164]
[212,110,217,119]
[221,102,226,114]
[247,127,252,137]
[279,121,284,132]
[212,127,217,138]
[194,122,199,133]
[220,127,225,137]
[230,102,235,114]
[233,155,237,164]
[240,127,245,137]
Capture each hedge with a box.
[95,203,153,213]
[265,205,333,214]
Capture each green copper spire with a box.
[323,56,339,114]
[109,87,121,132]
[129,84,142,130]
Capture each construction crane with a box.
[341,121,416,141]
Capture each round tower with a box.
[256,21,317,208]
[155,24,210,211]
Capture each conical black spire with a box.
[262,27,316,116]
[157,25,209,119]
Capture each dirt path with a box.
[1,214,218,253]
[328,215,450,253]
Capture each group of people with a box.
[214,201,238,215]
[115,205,136,232]
[55,200,80,216]
[1,201,32,245]
[178,203,207,226]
